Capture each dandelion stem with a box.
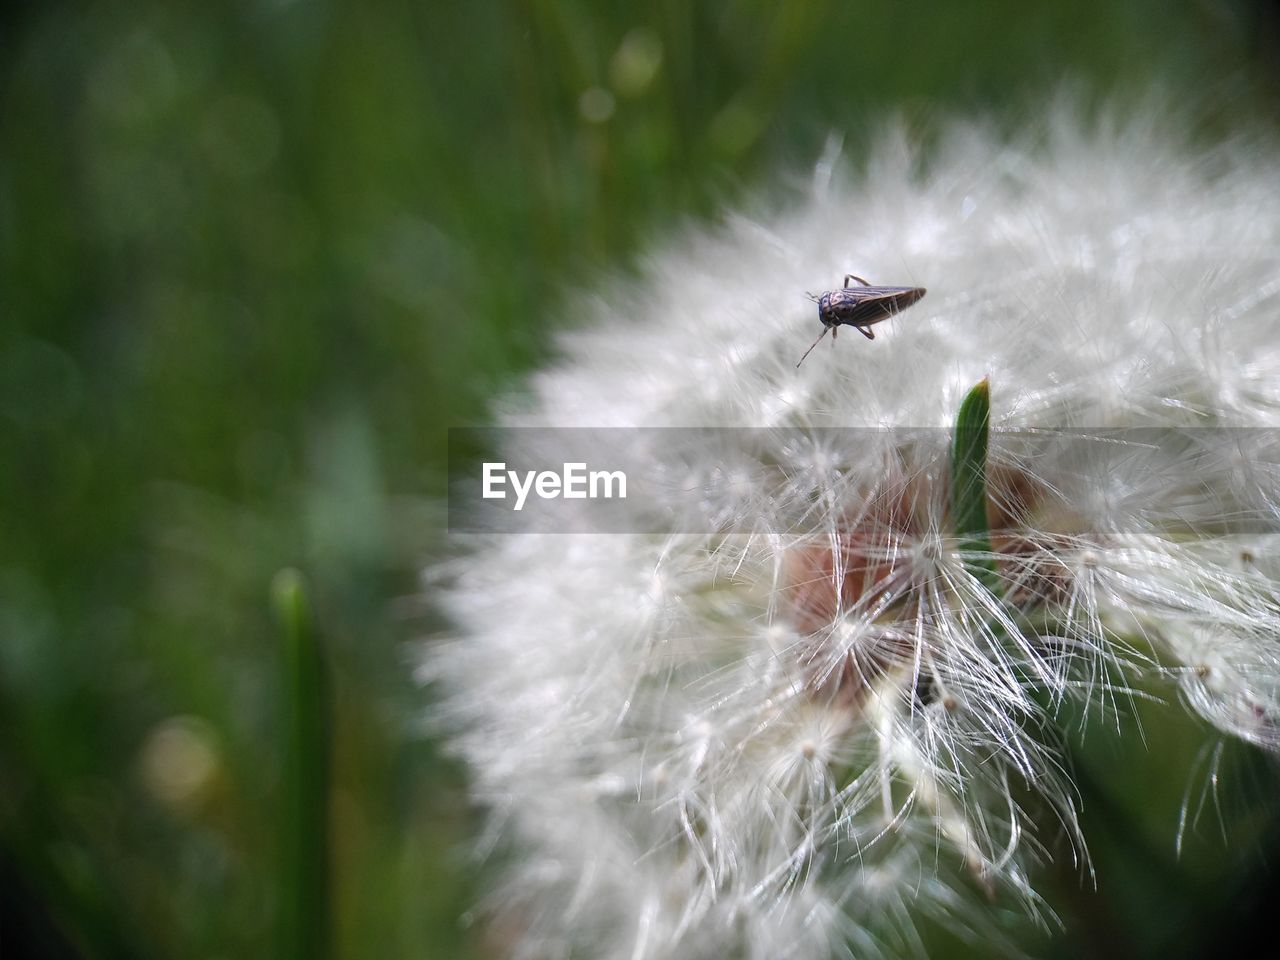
[950,378,999,593]
[272,568,330,960]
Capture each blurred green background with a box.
[2,2,1279,957]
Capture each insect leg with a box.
[843,274,871,288]
[856,326,875,340]
[795,325,833,367]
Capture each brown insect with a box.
[796,274,927,367]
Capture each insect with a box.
[795,274,927,367]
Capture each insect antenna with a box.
[795,325,832,367]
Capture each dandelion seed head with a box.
[433,104,1280,958]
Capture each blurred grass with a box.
[273,569,328,960]
[1,1,1278,957]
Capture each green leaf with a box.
[950,379,998,591]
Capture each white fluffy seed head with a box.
[432,105,1280,959]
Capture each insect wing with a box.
[827,285,925,327]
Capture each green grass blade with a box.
[272,569,330,960]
